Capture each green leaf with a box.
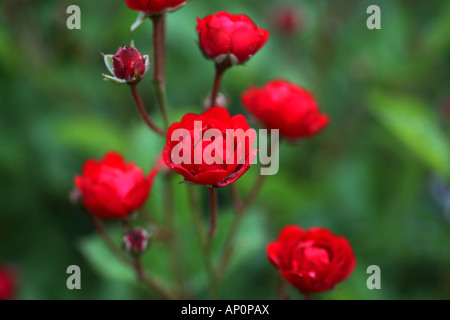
[368,91,450,178]
[78,230,136,284]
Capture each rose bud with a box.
[0,266,16,300]
[242,79,329,140]
[196,11,270,66]
[122,228,150,255]
[125,0,186,14]
[103,46,150,84]
[75,152,157,220]
[163,106,257,187]
[267,226,356,295]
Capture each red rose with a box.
[0,266,16,300]
[75,152,157,219]
[163,106,256,187]
[242,79,329,140]
[125,0,186,13]
[196,11,270,65]
[267,226,356,294]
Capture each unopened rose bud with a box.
[122,228,149,255]
[102,46,150,84]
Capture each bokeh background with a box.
[1,0,450,299]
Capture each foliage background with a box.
[1,0,449,299]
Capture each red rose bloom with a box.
[267,226,356,294]
[0,267,16,300]
[242,79,329,140]
[75,152,157,219]
[125,0,186,13]
[196,11,270,65]
[113,46,147,80]
[163,106,256,187]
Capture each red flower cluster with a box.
[242,79,329,140]
[163,106,256,187]
[75,152,157,219]
[267,226,355,294]
[0,266,16,300]
[125,0,186,13]
[76,0,355,300]
[196,11,269,65]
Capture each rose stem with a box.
[207,186,219,240]
[209,63,226,109]
[89,214,176,299]
[187,185,217,299]
[217,174,267,277]
[133,254,177,300]
[89,214,130,266]
[163,173,186,298]
[187,185,206,248]
[217,136,274,278]
[129,85,165,136]
[151,13,169,128]
[276,276,290,300]
[205,185,219,298]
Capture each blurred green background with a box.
[1,0,450,300]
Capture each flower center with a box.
[292,241,331,278]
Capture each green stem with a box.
[218,174,267,277]
[209,64,225,109]
[163,174,185,298]
[89,214,176,299]
[207,186,219,240]
[187,185,216,299]
[151,14,169,128]
[133,255,177,300]
[276,276,289,300]
[206,186,219,299]
[129,85,165,136]
[89,214,130,266]
[187,185,206,248]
